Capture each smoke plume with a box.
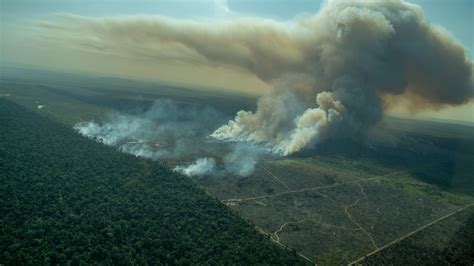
[224,143,260,176]
[174,143,263,177]
[75,99,263,177]
[174,158,217,177]
[48,0,473,154]
[74,99,226,159]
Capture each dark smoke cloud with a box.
[47,0,473,154]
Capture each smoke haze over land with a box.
[74,100,265,177]
[74,99,226,159]
[174,158,217,177]
[51,0,473,154]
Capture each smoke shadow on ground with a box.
[293,119,474,196]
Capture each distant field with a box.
[0,66,255,125]
[2,68,473,264]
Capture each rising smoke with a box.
[174,158,217,177]
[174,143,262,177]
[74,99,226,160]
[51,0,473,155]
[75,100,264,177]
[223,143,260,176]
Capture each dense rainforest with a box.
[0,99,305,265]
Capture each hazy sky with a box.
[1,0,473,122]
[2,0,471,44]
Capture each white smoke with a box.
[74,115,151,146]
[224,143,260,177]
[174,157,216,177]
[280,92,345,155]
[211,91,345,155]
[174,143,264,178]
[74,99,264,177]
[210,92,305,147]
[74,99,226,159]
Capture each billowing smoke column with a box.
[209,0,474,154]
[46,0,474,155]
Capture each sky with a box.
[0,0,473,122]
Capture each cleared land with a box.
[193,157,474,264]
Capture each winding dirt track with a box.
[254,225,316,265]
[224,169,407,265]
[272,220,309,243]
[222,169,407,265]
[272,218,360,243]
